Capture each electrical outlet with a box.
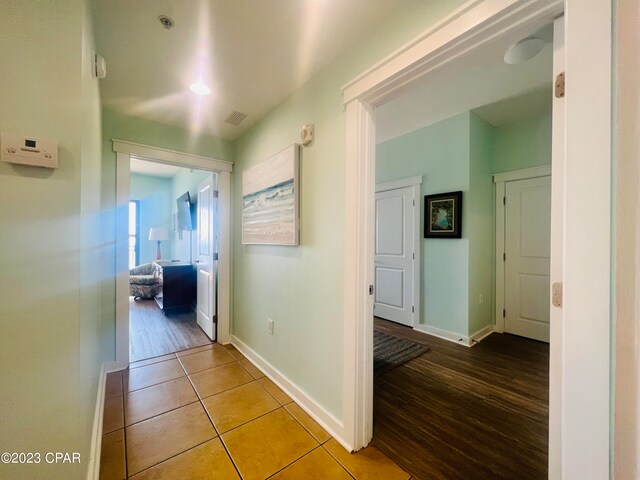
[479,294,484,305]
[267,318,274,335]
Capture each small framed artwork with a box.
[424,191,462,238]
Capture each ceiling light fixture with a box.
[504,37,545,64]
[189,81,211,96]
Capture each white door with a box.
[374,186,415,326]
[196,175,216,340]
[504,176,551,342]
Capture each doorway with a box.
[112,140,232,370]
[342,1,612,478]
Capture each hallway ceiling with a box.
[94,0,405,141]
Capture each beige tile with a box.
[127,359,185,392]
[175,343,219,358]
[125,377,198,426]
[285,403,331,443]
[126,402,216,475]
[100,429,126,480]
[189,362,254,399]
[130,354,175,369]
[202,381,280,433]
[258,377,292,405]
[324,439,411,480]
[222,344,245,360]
[178,348,235,374]
[238,358,265,379]
[129,438,239,480]
[222,408,318,480]
[270,447,352,480]
[105,371,123,399]
[103,395,124,434]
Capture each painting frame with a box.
[424,191,462,238]
[242,144,300,246]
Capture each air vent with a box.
[224,110,248,126]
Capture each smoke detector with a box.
[158,15,175,29]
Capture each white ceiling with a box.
[94,0,405,140]
[376,23,554,143]
[130,157,182,177]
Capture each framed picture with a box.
[242,144,300,245]
[424,191,462,238]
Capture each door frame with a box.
[375,175,422,327]
[341,0,611,478]
[493,165,551,333]
[112,139,233,371]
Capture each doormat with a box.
[374,330,429,377]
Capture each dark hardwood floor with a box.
[373,317,549,480]
[129,298,212,362]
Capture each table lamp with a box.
[149,227,169,260]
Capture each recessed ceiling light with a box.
[504,37,545,64]
[189,82,211,96]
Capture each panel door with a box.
[505,176,552,342]
[374,186,415,326]
[196,175,217,340]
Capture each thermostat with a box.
[1,132,58,168]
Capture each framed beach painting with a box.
[242,144,300,245]
[424,191,462,238]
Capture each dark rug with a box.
[374,330,429,377]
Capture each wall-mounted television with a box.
[176,191,196,231]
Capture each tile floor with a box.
[100,343,414,480]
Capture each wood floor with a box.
[129,298,212,362]
[373,318,549,480]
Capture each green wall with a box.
[130,174,173,264]
[232,0,467,419]
[171,169,212,263]
[468,113,494,335]
[0,1,105,478]
[100,110,233,359]
[492,112,552,173]
[376,113,471,336]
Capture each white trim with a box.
[493,167,551,333]
[548,16,565,478]
[562,1,611,476]
[112,139,233,172]
[413,323,494,348]
[231,336,351,451]
[493,165,551,183]
[343,100,375,450]
[375,175,422,193]
[494,180,506,333]
[85,364,107,480]
[342,1,612,474]
[114,141,233,370]
[342,0,563,105]
[375,177,422,327]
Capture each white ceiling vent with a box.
[224,110,248,126]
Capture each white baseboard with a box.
[413,323,494,347]
[231,335,351,451]
[413,324,471,346]
[469,324,495,344]
[86,363,107,480]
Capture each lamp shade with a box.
[149,227,169,241]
